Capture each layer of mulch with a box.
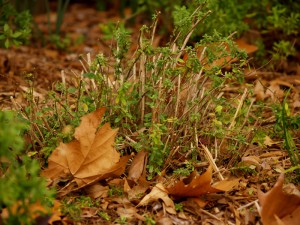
[0,3,147,109]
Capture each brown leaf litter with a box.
[259,173,300,225]
[43,107,130,194]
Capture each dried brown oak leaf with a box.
[258,173,300,225]
[43,108,127,188]
[166,165,239,198]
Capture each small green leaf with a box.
[3,24,9,32]
[213,119,222,126]
[215,105,223,113]
[11,31,22,38]
[4,39,10,48]
[284,102,290,116]
[12,39,22,46]
[177,58,185,63]
[67,87,77,93]
[82,72,96,79]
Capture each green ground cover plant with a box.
[23,6,254,180]
[0,0,71,49]
[0,0,32,48]
[126,0,300,67]
[0,111,54,225]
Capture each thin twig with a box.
[174,74,181,118]
[237,200,259,211]
[200,144,224,180]
[228,88,248,130]
[175,10,212,61]
[199,209,222,221]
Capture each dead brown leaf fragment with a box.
[43,108,127,189]
[128,150,148,182]
[258,173,300,225]
[138,183,176,215]
[85,183,109,199]
[166,166,238,198]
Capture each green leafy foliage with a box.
[173,0,299,66]
[62,196,99,221]
[0,1,32,48]
[270,40,296,62]
[271,92,300,180]
[0,111,54,225]
[23,8,253,180]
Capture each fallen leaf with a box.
[137,183,176,214]
[85,183,109,199]
[254,80,266,101]
[259,151,286,158]
[123,178,131,193]
[264,136,277,147]
[240,156,261,171]
[187,197,207,208]
[166,166,238,198]
[116,206,139,221]
[258,173,300,225]
[128,150,148,182]
[127,183,149,201]
[43,108,129,189]
[48,200,63,224]
[235,38,258,55]
[156,217,173,225]
[265,81,285,101]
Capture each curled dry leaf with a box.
[166,165,239,198]
[258,173,300,225]
[43,108,129,190]
[254,80,266,101]
[264,136,277,147]
[48,200,63,224]
[240,156,261,171]
[128,150,148,183]
[137,183,176,215]
[235,38,258,55]
[265,81,285,101]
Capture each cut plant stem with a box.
[228,88,248,130]
[200,144,224,180]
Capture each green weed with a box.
[281,98,300,170]
[230,165,257,176]
[0,111,54,225]
[108,185,124,197]
[0,1,32,48]
[271,40,296,63]
[61,196,99,221]
[175,203,184,212]
[144,214,156,225]
[115,216,127,224]
[21,5,255,179]
[98,211,111,221]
